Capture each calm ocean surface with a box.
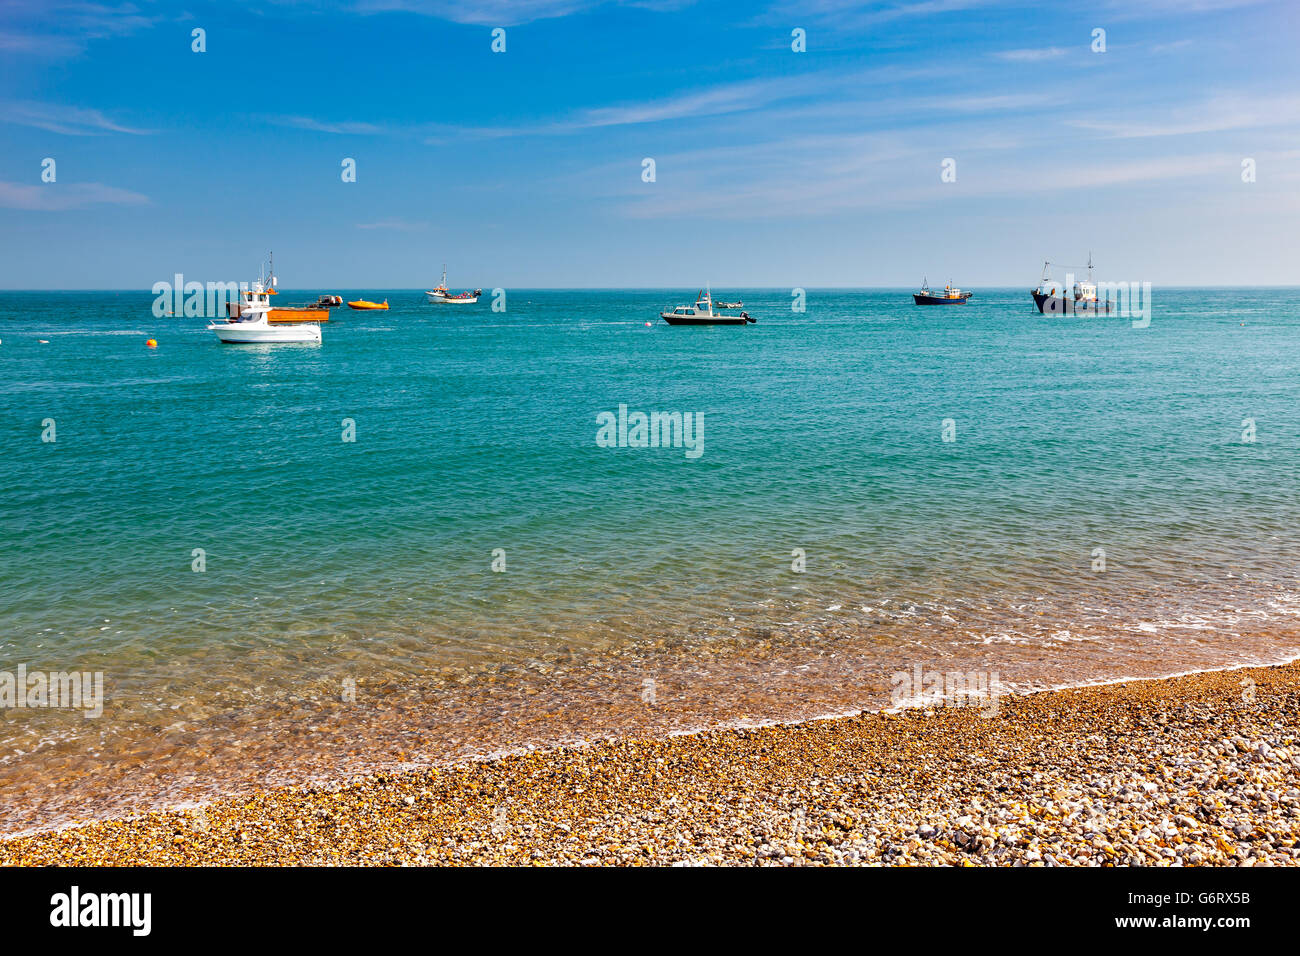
[3,287,1299,832]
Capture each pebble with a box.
[2,663,1297,867]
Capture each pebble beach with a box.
[3,662,1297,867]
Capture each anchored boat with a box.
[208,271,321,343]
[347,299,389,310]
[661,288,754,326]
[426,266,481,304]
[913,278,973,304]
[1032,255,1114,315]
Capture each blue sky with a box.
[1,0,1296,288]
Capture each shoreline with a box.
[3,660,1298,865]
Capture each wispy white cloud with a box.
[0,100,153,135]
[915,92,1056,112]
[269,115,388,135]
[1011,153,1241,191]
[0,30,83,55]
[993,47,1066,62]
[561,79,786,129]
[352,0,607,26]
[1069,93,1300,138]
[356,218,429,231]
[1100,0,1269,14]
[587,114,1247,221]
[0,180,150,211]
[0,1,159,57]
[758,0,995,29]
[426,67,967,141]
[411,76,815,141]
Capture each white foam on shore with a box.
[6,650,1300,841]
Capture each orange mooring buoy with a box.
[146,338,158,348]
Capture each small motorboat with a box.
[209,267,322,343]
[715,299,743,309]
[347,299,389,310]
[210,315,321,343]
[661,288,754,325]
[426,265,481,304]
[913,278,973,304]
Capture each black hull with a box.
[1032,290,1114,315]
[661,316,753,325]
[913,292,972,304]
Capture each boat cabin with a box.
[227,283,275,319]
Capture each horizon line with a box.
[2,284,1298,293]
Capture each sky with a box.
[0,0,1297,289]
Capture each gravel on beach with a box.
[3,662,1298,866]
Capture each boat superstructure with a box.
[426,266,482,304]
[1032,255,1114,315]
[660,288,754,326]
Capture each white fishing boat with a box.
[208,269,322,343]
[660,287,753,325]
[426,265,482,304]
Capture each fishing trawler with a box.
[1032,255,1114,315]
[426,266,482,304]
[208,270,321,343]
[661,288,754,325]
[913,278,973,304]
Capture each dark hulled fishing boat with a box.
[661,288,754,325]
[913,278,973,304]
[1032,255,1115,315]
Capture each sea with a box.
[2,287,1299,833]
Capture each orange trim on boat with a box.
[267,308,329,323]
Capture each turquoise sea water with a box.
[3,288,1300,831]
